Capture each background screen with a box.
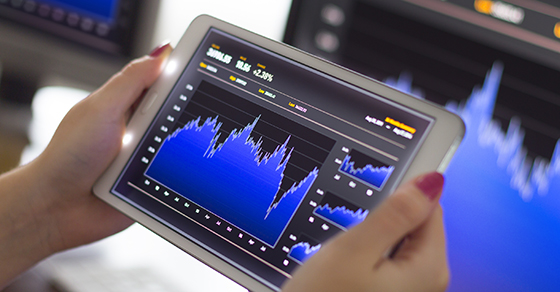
[284,1,560,291]
[40,0,119,21]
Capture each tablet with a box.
[94,15,464,292]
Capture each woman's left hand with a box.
[0,43,172,287]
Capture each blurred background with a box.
[1,0,559,291]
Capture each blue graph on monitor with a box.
[288,241,322,264]
[339,150,394,190]
[388,63,560,200]
[387,63,560,292]
[145,115,318,247]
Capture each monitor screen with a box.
[0,0,159,103]
[285,1,559,291]
[0,0,138,55]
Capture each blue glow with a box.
[385,72,425,99]
[313,204,369,230]
[389,63,560,292]
[145,115,318,247]
[41,0,118,20]
[288,242,321,264]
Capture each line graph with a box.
[145,81,334,247]
[449,63,560,200]
[389,63,560,200]
[146,115,317,246]
[179,81,335,197]
[339,149,394,190]
[313,191,369,230]
[288,241,321,264]
[387,62,560,292]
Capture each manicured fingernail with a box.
[149,42,171,57]
[415,172,444,201]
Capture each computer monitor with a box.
[285,1,559,292]
[0,0,160,103]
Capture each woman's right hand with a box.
[282,172,449,292]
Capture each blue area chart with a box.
[145,115,319,247]
[339,154,394,190]
[288,242,322,264]
[313,204,369,230]
[388,63,560,292]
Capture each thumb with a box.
[334,172,444,264]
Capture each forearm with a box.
[0,47,169,288]
[0,162,55,288]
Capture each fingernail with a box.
[149,41,171,58]
[415,172,444,201]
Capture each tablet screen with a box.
[112,28,434,289]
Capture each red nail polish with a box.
[149,42,170,57]
[415,172,444,201]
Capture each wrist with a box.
[25,148,134,252]
[0,162,58,286]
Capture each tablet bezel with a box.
[94,14,464,292]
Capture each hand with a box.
[282,172,449,292]
[34,43,173,251]
[0,43,172,287]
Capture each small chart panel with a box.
[313,191,369,230]
[339,149,394,190]
[287,234,321,264]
